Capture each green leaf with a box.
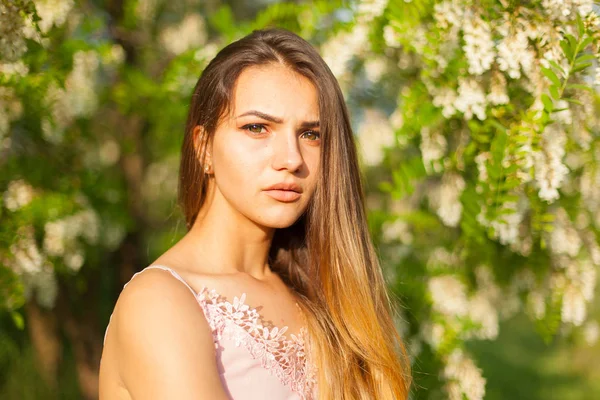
[541,94,554,112]
[580,36,594,50]
[541,66,561,87]
[564,97,583,106]
[566,83,594,92]
[571,62,592,73]
[11,311,24,330]
[560,39,573,60]
[575,54,596,64]
[378,181,393,193]
[549,85,559,100]
[565,34,578,56]
[576,13,585,38]
[548,60,566,77]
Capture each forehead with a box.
[229,64,319,120]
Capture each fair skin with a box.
[99,63,321,399]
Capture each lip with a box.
[263,189,301,202]
[263,181,303,193]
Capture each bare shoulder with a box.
[112,268,228,400]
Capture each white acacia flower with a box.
[357,108,395,166]
[160,14,207,56]
[549,208,582,257]
[434,0,465,29]
[534,124,569,203]
[364,56,387,82]
[496,30,534,79]
[34,0,75,33]
[429,173,465,228]
[487,71,509,105]
[421,322,446,350]
[383,24,401,48]
[455,78,487,120]
[432,87,458,118]
[583,321,599,346]
[462,15,495,75]
[32,264,59,309]
[322,23,369,78]
[0,1,27,62]
[559,259,596,326]
[428,275,469,317]
[419,126,447,174]
[527,290,547,319]
[466,293,499,340]
[443,349,486,400]
[356,0,387,22]
[9,226,45,275]
[3,179,34,211]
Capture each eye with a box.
[301,130,321,141]
[242,123,266,135]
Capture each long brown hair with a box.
[178,27,411,399]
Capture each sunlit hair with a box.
[178,27,411,399]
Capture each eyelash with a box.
[241,123,321,141]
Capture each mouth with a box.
[263,189,301,202]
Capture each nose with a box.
[271,129,304,172]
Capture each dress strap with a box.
[103,264,199,347]
[143,264,198,297]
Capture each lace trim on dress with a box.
[197,286,318,399]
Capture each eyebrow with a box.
[236,110,320,129]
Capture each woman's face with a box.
[202,63,321,229]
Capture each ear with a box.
[192,125,212,164]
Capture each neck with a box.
[183,185,275,281]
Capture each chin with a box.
[257,212,303,229]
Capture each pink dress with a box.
[103,265,318,399]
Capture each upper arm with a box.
[114,269,228,400]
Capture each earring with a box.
[204,164,211,174]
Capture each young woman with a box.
[99,27,411,400]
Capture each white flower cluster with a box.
[496,18,536,79]
[429,275,469,317]
[356,0,388,23]
[0,60,29,77]
[431,77,488,121]
[357,108,395,166]
[382,218,413,245]
[542,0,594,19]
[160,14,207,56]
[426,246,460,270]
[321,23,369,79]
[428,173,465,228]
[486,71,509,105]
[549,207,582,257]
[3,179,35,211]
[419,126,447,174]
[580,165,600,227]
[8,226,58,309]
[34,0,75,33]
[433,0,465,30]
[43,208,100,272]
[136,0,159,23]
[0,0,28,62]
[462,14,495,75]
[443,349,486,400]
[534,124,569,203]
[455,78,487,120]
[42,50,100,143]
[556,258,597,326]
[9,226,44,275]
[427,270,501,344]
